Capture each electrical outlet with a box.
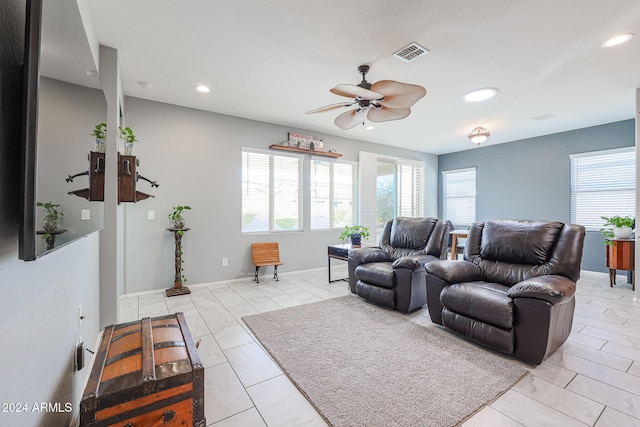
[222,258,228,267]
[147,210,155,220]
[81,209,90,220]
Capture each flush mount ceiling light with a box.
[468,126,490,145]
[195,85,210,93]
[601,33,634,48]
[463,88,498,102]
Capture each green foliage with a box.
[119,126,137,143]
[339,225,371,243]
[169,205,191,222]
[91,123,107,139]
[275,217,297,229]
[600,215,635,244]
[37,201,64,239]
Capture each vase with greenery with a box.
[339,225,371,246]
[601,215,635,244]
[91,122,107,153]
[37,201,64,238]
[169,205,191,232]
[119,126,137,155]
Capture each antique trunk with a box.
[80,313,205,426]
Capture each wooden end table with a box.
[606,238,635,291]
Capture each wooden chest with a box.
[80,313,205,427]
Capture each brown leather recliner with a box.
[425,220,585,365]
[348,217,449,313]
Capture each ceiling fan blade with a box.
[334,108,366,130]
[306,102,355,114]
[367,106,411,123]
[330,84,383,100]
[371,80,426,109]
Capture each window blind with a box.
[242,149,303,233]
[570,147,635,230]
[443,167,476,227]
[310,160,355,230]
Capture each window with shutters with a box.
[242,148,303,233]
[570,147,635,230]
[310,160,356,230]
[442,168,476,227]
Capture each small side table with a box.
[328,243,357,283]
[166,228,191,297]
[606,238,635,291]
[450,229,468,260]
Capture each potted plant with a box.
[601,215,635,244]
[91,122,107,153]
[339,225,370,246]
[37,201,64,238]
[169,205,191,233]
[119,126,137,155]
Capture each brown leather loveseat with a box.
[424,220,585,365]
[348,217,449,313]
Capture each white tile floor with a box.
[120,267,640,426]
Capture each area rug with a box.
[242,296,528,427]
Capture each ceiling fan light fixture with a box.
[601,33,634,48]
[468,126,490,145]
[463,88,498,102]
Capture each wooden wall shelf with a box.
[269,144,342,158]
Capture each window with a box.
[242,148,303,232]
[310,160,356,230]
[442,168,476,227]
[399,163,423,218]
[570,147,635,230]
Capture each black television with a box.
[19,0,106,261]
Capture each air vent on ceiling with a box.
[393,42,429,63]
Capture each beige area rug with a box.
[243,296,528,427]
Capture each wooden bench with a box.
[251,242,284,283]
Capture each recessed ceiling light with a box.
[366,125,375,130]
[463,88,498,102]
[139,81,152,90]
[601,33,634,48]
[85,69,98,77]
[195,85,210,93]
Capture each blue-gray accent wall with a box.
[438,119,635,272]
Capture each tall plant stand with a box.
[166,228,191,297]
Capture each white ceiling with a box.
[86,0,640,155]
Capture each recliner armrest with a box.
[348,247,391,264]
[424,260,482,283]
[392,255,439,271]
[507,275,576,305]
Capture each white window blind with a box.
[443,167,476,227]
[570,147,635,230]
[242,148,303,233]
[310,160,356,230]
[399,163,424,217]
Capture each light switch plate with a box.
[148,210,155,220]
[81,209,90,220]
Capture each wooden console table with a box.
[166,228,191,296]
[606,238,635,291]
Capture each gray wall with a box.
[438,119,635,272]
[122,96,438,294]
[0,3,101,424]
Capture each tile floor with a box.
[120,267,640,426]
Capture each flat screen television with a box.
[20,0,106,260]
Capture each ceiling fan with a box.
[306,65,426,130]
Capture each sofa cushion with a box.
[440,282,513,329]
[355,262,395,289]
[390,217,437,250]
[480,220,564,265]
